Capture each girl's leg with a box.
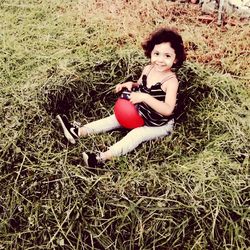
[102,119,174,160]
[80,114,121,136]
[57,114,121,144]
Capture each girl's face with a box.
[150,42,177,72]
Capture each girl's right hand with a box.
[115,81,134,93]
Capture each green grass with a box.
[0,0,249,249]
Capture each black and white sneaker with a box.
[56,114,79,144]
[82,152,104,168]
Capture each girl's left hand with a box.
[130,92,149,104]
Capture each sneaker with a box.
[56,114,79,144]
[82,152,104,168]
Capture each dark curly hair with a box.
[141,28,186,68]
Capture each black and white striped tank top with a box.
[137,66,177,127]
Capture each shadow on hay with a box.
[41,76,116,119]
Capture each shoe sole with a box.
[56,115,76,144]
[82,152,89,166]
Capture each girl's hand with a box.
[115,81,134,93]
[130,92,149,104]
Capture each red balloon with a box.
[114,98,144,129]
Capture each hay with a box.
[0,0,249,249]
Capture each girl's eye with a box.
[154,52,159,56]
[165,54,171,58]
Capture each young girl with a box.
[57,27,186,167]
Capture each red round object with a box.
[114,98,144,129]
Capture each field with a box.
[0,0,249,249]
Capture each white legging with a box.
[84,114,174,157]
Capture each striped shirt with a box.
[136,67,177,127]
